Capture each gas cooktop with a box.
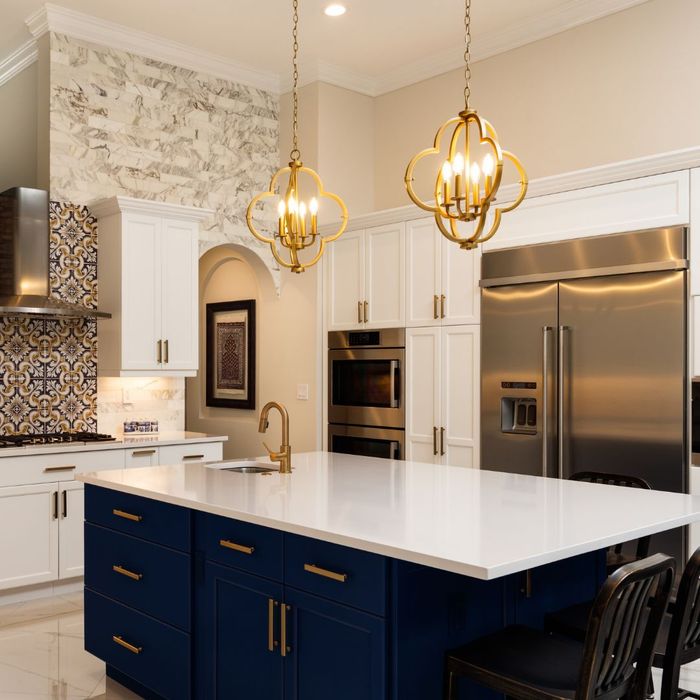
[0,431,116,449]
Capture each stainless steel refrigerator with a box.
[480,227,689,562]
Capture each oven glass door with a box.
[328,425,404,460]
[328,348,404,428]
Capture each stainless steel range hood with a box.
[0,187,110,319]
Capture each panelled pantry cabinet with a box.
[91,197,213,377]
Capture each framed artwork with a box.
[206,300,256,410]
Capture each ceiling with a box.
[2,0,650,94]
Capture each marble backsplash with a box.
[48,31,280,283]
[0,203,97,435]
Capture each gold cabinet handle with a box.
[113,564,143,581]
[131,449,156,457]
[219,539,255,555]
[440,427,445,456]
[440,294,446,319]
[433,427,438,456]
[268,599,279,652]
[43,465,76,473]
[157,339,162,363]
[357,301,362,324]
[164,339,169,364]
[182,454,205,460]
[112,508,142,523]
[112,635,142,655]
[281,604,290,657]
[433,294,439,320]
[303,563,348,583]
[363,300,368,323]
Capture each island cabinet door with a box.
[283,587,386,700]
[196,561,284,699]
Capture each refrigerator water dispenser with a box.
[501,397,537,435]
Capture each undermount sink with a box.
[205,459,275,474]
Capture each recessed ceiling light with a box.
[324,3,346,17]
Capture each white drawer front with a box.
[124,446,160,467]
[158,442,223,465]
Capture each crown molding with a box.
[0,39,38,88]
[280,59,378,97]
[89,196,215,222]
[25,3,280,94]
[321,146,700,233]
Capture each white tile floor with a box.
[0,593,139,699]
[2,592,700,699]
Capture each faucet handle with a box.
[262,441,279,460]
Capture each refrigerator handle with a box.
[542,326,552,478]
[558,326,569,479]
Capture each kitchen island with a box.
[77,452,700,700]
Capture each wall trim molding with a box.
[0,39,38,88]
[322,146,700,233]
[89,196,215,222]
[3,0,650,96]
[25,3,280,94]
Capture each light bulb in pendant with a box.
[299,201,307,218]
[452,152,465,174]
[482,153,494,177]
[277,200,286,217]
[288,196,298,214]
[309,197,319,215]
[442,160,453,180]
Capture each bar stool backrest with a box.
[660,547,700,700]
[577,553,675,700]
[570,471,652,562]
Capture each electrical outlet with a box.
[122,388,133,405]
[296,384,309,400]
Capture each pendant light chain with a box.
[290,0,300,161]
[463,0,472,109]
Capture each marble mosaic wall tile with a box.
[48,32,281,285]
[0,203,97,435]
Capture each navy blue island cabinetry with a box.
[83,484,603,700]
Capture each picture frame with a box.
[205,299,256,410]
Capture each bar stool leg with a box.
[443,660,457,700]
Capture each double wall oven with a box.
[328,329,405,460]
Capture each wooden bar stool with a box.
[444,553,675,700]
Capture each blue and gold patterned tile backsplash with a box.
[0,202,97,435]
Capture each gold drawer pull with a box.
[304,563,348,583]
[43,465,76,473]
[112,635,142,655]
[112,508,142,523]
[113,564,143,581]
[281,604,290,657]
[220,539,255,555]
[131,449,156,457]
[182,454,205,460]
[268,598,279,652]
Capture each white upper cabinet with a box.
[92,197,212,377]
[406,218,479,327]
[327,223,405,330]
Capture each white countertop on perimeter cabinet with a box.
[77,451,700,580]
[0,431,228,458]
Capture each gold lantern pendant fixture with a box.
[404,0,527,250]
[247,0,348,273]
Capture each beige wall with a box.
[186,246,320,459]
[0,63,38,192]
[374,0,700,209]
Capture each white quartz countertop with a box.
[77,451,700,580]
[0,431,227,458]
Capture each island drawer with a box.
[195,511,283,581]
[85,589,190,700]
[85,485,191,552]
[85,523,191,632]
[284,534,388,616]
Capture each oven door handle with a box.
[389,360,400,408]
[390,441,400,460]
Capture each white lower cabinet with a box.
[0,483,58,590]
[159,442,223,465]
[58,481,85,580]
[124,446,160,467]
[406,325,480,468]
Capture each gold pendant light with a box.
[404,0,527,250]
[247,0,348,273]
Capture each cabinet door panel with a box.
[59,481,84,580]
[365,223,405,328]
[406,218,441,327]
[121,214,162,370]
[196,562,284,700]
[327,229,364,330]
[442,241,480,325]
[284,587,386,700]
[406,327,440,464]
[161,219,198,371]
[0,483,58,590]
[441,325,480,468]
